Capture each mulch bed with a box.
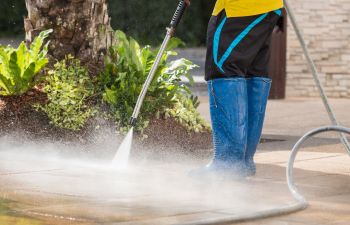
[0,90,212,157]
[143,118,212,152]
[0,89,89,143]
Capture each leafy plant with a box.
[35,56,96,131]
[0,29,52,96]
[164,95,209,133]
[100,30,210,134]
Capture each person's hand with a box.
[184,0,190,6]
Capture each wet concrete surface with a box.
[0,149,294,225]
[0,143,349,224]
[0,97,349,225]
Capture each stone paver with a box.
[198,96,350,138]
[0,98,349,225]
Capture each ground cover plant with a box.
[35,55,96,131]
[0,1,212,151]
[0,29,52,96]
[100,30,210,135]
[0,28,209,140]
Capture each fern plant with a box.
[0,29,52,96]
[100,30,210,134]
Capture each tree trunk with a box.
[24,0,114,71]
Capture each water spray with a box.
[181,125,350,225]
[180,0,350,223]
[113,1,350,221]
[113,0,188,167]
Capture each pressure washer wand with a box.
[129,0,187,127]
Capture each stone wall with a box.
[286,0,350,98]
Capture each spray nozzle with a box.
[129,117,137,127]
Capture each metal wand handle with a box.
[130,0,187,127]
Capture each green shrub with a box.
[165,95,209,133]
[35,56,96,131]
[100,30,210,135]
[0,29,52,96]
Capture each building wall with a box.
[286,0,350,98]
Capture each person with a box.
[188,0,284,178]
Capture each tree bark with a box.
[24,0,114,71]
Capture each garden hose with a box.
[287,126,350,203]
[180,1,350,224]
[130,0,187,127]
[127,2,350,223]
[180,126,350,225]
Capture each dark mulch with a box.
[0,90,212,157]
[143,118,212,152]
[0,89,93,144]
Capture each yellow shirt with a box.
[213,0,284,17]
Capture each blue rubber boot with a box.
[191,78,248,178]
[245,76,272,176]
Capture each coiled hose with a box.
[181,126,350,225]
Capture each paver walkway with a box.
[0,97,349,225]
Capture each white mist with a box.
[112,127,134,170]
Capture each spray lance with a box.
[113,1,188,169]
[129,0,188,127]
